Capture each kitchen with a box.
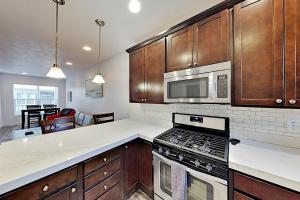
[0,0,300,200]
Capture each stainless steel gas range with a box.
[153,113,230,200]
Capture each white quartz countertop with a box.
[0,119,171,195]
[229,139,300,193]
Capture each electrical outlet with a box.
[287,118,300,131]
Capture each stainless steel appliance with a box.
[153,113,229,200]
[164,61,231,103]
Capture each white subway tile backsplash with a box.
[129,104,300,148]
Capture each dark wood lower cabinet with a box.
[0,139,153,200]
[230,170,300,200]
[138,140,153,198]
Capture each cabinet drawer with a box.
[45,183,79,200]
[84,148,120,176]
[84,171,120,200]
[84,159,120,191]
[234,191,254,200]
[96,184,121,200]
[1,166,78,200]
[234,172,300,200]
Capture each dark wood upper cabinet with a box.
[145,38,165,103]
[123,140,139,198]
[233,0,284,106]
[284,0,300,107]
[138,140,153,198]
[129,48,146,103]
[193,10,229,67]
[166,26,194,72]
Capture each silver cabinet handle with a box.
[144,99,147,102]
[125,145,128,149]
[71,187,77,193]
[42,185,49,192]
[103,157,107,162]
[104,185,108,190]
[188,63,192,67]
[276,99,283,104]
[289,99,296,105]
[194,62,198,66]
[103,171,108,176]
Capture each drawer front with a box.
[1,166,78,200]
[84,171,120,200]
[84,148,120,176]
[84,159,120,191]
[234,191,254,200]
[234,172,300,200]
[96,184,121,200]
[45,183,79,200]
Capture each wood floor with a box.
[127,190,152,200]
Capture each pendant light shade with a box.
[93,19,105,84]
[47,0,66,79]
[92,74,105,84]
[47,64,66,79]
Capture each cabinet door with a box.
[129,48,146,103]
[285,0,300,107]
[234,191,254,200]
[138,140,153,197]
[193,10,229,67]
[123,140,139,198]
[145,38,166,103]
[166,26,193,72]
[45,184,79,200]
[233,0,284,106]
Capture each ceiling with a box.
[0,0,223,77]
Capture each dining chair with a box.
[43,104,57,119]
[93,112,114,124]
[39,116,75,134]
[26,105,42,128]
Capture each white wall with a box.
[66,53,130,120]
[0,73,66,126]
[0,88,2,129]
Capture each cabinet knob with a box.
[276,99,283,104]
[141,99,144,102]
[104,185,108,190]
[103,158,107,162]
[42,185,49,192]
[144,99,147,102]
[125,145,128,149]
[193,62,198,66]
[71,187,77,193]
[188,63,192,67]
[103,171,108,176]
[289,99,296,105]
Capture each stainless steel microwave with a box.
[164,61,231,103]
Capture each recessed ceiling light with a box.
[129,0,141,13]
[65,62,73,66]
[83,46,92,51]
[21,72,28,75]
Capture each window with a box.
[13,84,59,115]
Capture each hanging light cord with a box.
[55,2,59,66]
[97,25,102,74]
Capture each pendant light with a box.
[92,19,105,84]
[47,0,66,79]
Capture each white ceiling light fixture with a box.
[83,46,92,51]
[129,0,141,13]
[65,62,73,66]
[21,72,28,75]
[47,0,66,79]
[92,19,105,84]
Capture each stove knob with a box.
[158,147,163,153]
[206,163,213,172]
[194,160,200,167]
[179,155,184,161]
[165,150,170,156]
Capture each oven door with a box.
[153,152,228,200]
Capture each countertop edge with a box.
[229,161,300,193]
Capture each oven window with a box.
[160,162,172,197]
[167,78,209,99]
[187,174,213,200]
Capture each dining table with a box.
[21,108,60,129]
